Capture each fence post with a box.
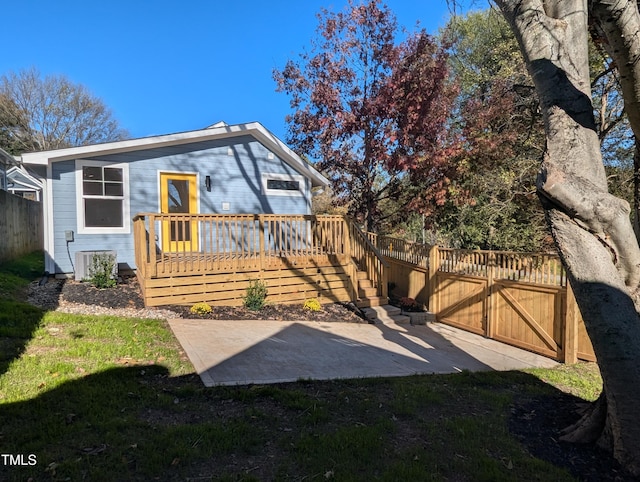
[563,279,579,364]
[428,246,440,313]
[486,252,496,338]
[381,263,389,299]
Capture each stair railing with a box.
[347,218,389,300]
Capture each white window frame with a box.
[75,159,130,234]
[261,172,305,197]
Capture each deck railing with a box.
[350,222,389,299]
[133,213,350,277]
[367,233,431,267]
[133,213,391,302]
[436,248,567,286]
[365,232,566,287]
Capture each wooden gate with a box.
[490,281,563,360]
[429,248,595,362]
[436,273,487,335]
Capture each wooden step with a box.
[358,278,374,289]
[358,286,378,298]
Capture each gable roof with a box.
[19,121,329,188]
[7,165,43,190]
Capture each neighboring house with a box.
[20,121,329,277]
[7,165,43,201]
[0,148,17,191]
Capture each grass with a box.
[0,252,606,481]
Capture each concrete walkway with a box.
[168,319,558,387]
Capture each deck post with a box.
[343,217,351,261]
[258,215,265,274]
[344,217,358,301]
[148,214,157,277]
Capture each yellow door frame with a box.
[159,172,198,252]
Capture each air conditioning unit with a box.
[75,250,117,281]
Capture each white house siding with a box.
[49,136,312,275]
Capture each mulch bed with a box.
[166,302,367,322]
[60,276,367,322]
[509,394,634,481]
[61,276,147,310]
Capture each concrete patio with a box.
[168,319,558,387]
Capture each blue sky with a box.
[2,1,479,142]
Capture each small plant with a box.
[243,279,268,311]
[399,296,419,312]
[86,252,116,289]
[189,302,212,315]
[303,298,322,312]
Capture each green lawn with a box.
[0,252,608,481]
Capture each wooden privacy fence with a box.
[370,234,595,363]
[0,190,43,262]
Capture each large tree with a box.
[274,0,458,231]
[0,67,128,154]
[495,0,640,475]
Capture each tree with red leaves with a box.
[274,0,458,231]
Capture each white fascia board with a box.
[19,121,330,187]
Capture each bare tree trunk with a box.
[496,0,640,475]
[590,0,640,242]
[634,142,640,238]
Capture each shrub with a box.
[190,302,212,315]
[303,298,322,312]
[243,280,268,311]
[86,252,116,289]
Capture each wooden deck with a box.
[133,214,387,307]
[132,213,595,364]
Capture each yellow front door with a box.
[159,172,198,252]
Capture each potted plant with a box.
[399,297,431,325]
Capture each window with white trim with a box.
[262,172,305,197]
[76,160,130,234]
